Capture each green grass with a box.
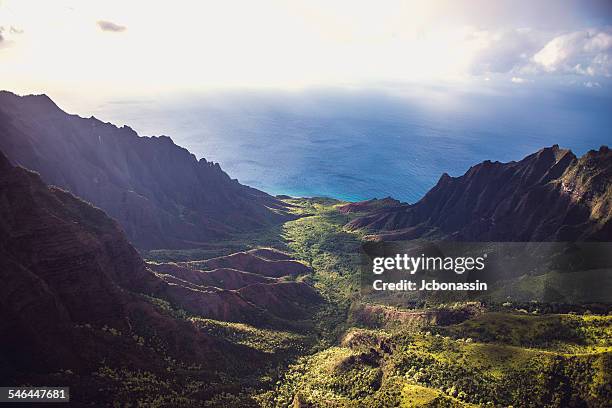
[268,324,610,407]
[279,198,370,349]
[191,318,311,354]
[437,312,612,353]
[400,383,475,407]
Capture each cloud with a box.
[97,20,127,33]
[0,27,6,49]
[584,80,601,88]
[467,28,546,75]
[0,25,24,49]
[532,28,612,77]
[511,76,529,83]
[466,26,612,85]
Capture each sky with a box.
[1,0,612,100]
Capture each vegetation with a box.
[126,198,610,406]
[260,199,611,407]
[264,315,611,407]
[281,197,365,347]
[192,318,311,354]
[143,223,289,262]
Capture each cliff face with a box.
[0,91,292,249]
[346,145,612,241]
[0,150,236,381]
[0,152,318,386]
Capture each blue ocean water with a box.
[91,87,612,203]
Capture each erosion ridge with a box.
[149,248,320,321]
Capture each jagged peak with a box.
[438,172,452,182]
[0,90,19,98]
[119,125,139,136]
[423,172,456,196]
[0,91,291,249]
[535,144,575,164]
[0,90,63,113]
[2,92,218,171]
[156,135,174,143]
[583,145,610,159]
[348,144,611,242]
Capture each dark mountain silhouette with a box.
[0,149,238,383]
[0,150,318,391]
[0,91,292,249]
[345,145,612,241]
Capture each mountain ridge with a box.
[344,145,612,241]
[0,148,236,381]
[0,90,293,249]
[0,148,320,393]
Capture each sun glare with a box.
[0,0,491,95]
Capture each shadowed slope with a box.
[188,250,312,278]
[0,151,319,390]
[0,150,253,384]
[148,248,321,321]
[0,91,293,249]
[347,145,612,241]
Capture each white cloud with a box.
[584,80,601,88]
[467,28,545,75]
[511,76,530,83]
[465,27,612,85]
[97,20,127,33]
[532,28,612,77]
[0,25,24,49]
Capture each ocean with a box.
[87,86,612,203]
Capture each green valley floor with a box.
[141,198,611,407]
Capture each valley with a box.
[2,0,612,405]
[144,198,611,407]
[0,93,610,407]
